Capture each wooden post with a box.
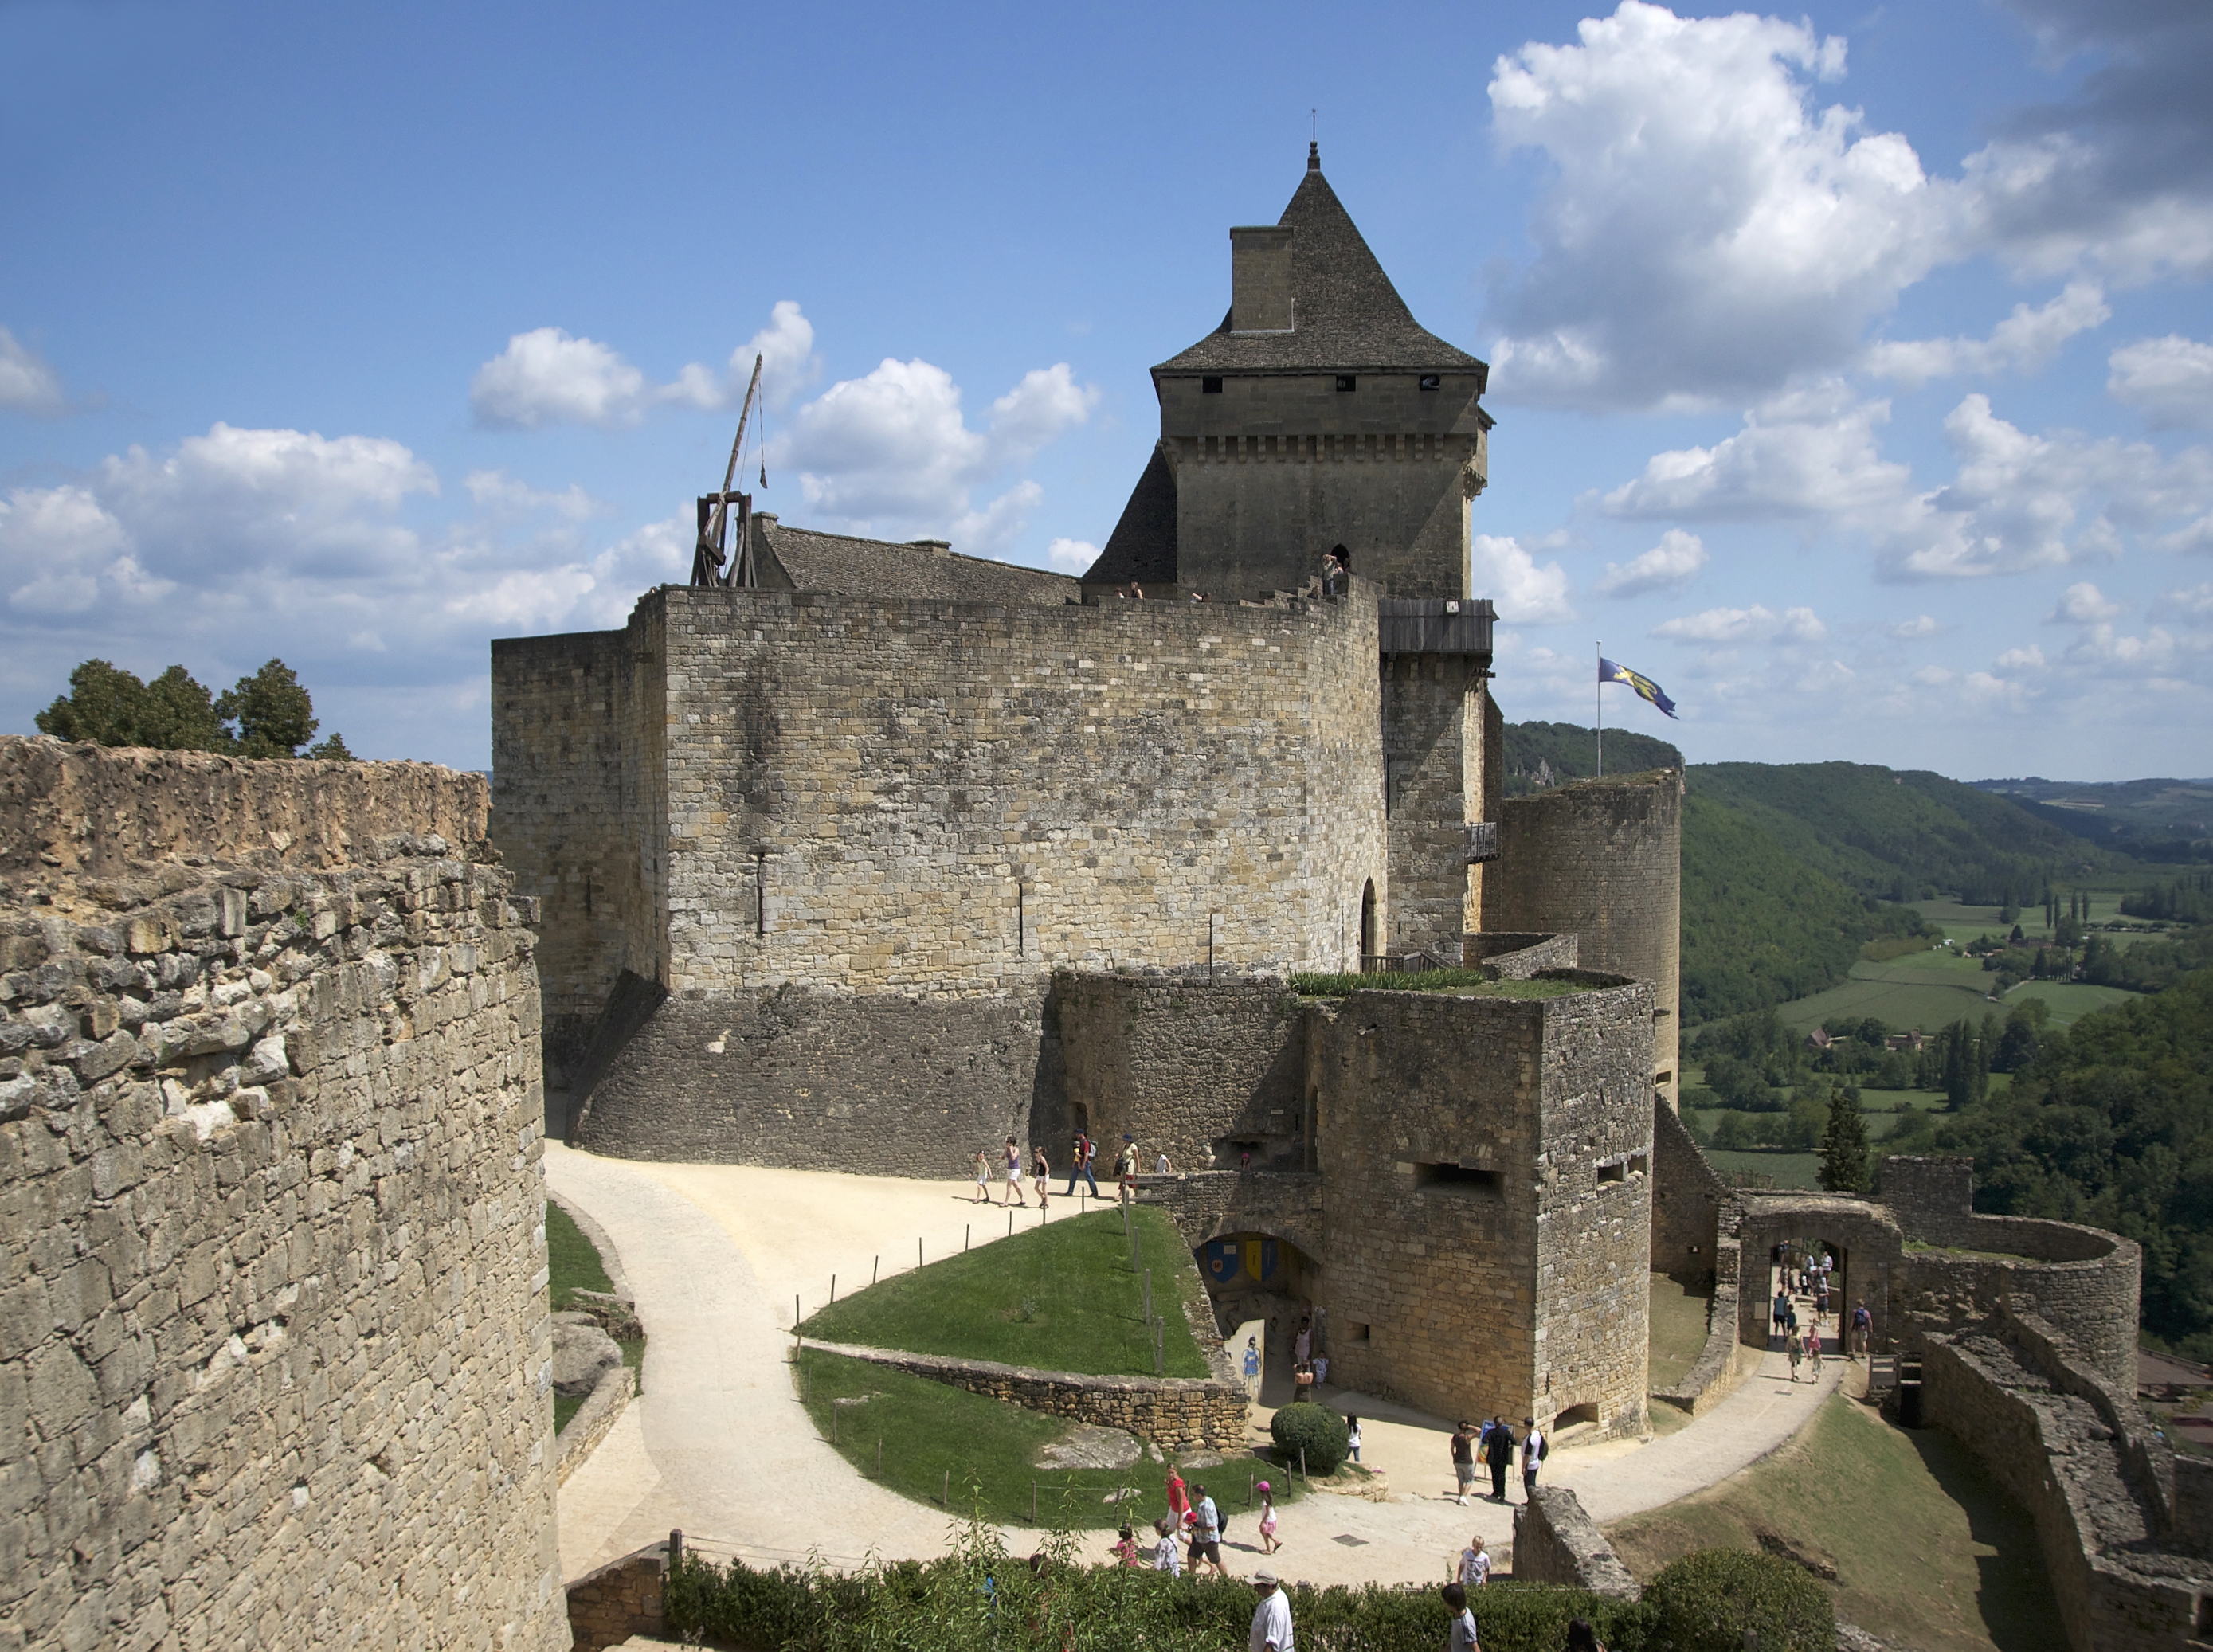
[832,1408,838,1445]
[670,1529,684,1572]
[1143,1270,1152,1325]
[830,1274,836,1303]
[876,1439,883,1478]
[965,1224,970,1252]
[1009,1209,1014,1238]
[1032,1480,1038,1523]
[794,1293,801,1329]
[943,1469,950,1507]
[918,1237,924,1270]
[872,1255,879,1286]
[1300,1447,1308,1483]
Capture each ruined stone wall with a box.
[0,735,487,879]
[1651,1091,1725,1279]
[571,985,1052,1174]
[1381,656,1480,959]
[1055,973,1306,1173]
[1492,772,1680,1108]
[0,821,562,1649]
[492,619,664,1084]
[648,583,1386,994]
[1531,980,1656,1436]
[1510,1486,1640,1596]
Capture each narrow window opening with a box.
[1201,376,1224,394]
[1334,374,1357,392]
[1630,1153,1651,1178]
[1655,1070,1674,1086]
[1418,374,1441,391]
[1596,1160,1627,1185]
[1414,1162,1502,1198]
[1348,1321,1371,1343]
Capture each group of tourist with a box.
[971,1133,1177,1209]
[1448,1415,1545,1505]
[1769,1244,1877,1380]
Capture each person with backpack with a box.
[1521,1418,1546,1497]
[1066,1133,1099,1198]
[1851,1300,1873,1360]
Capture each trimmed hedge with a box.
[667,1550,1651,1652]
[1268,1402,1351,1477]
[1643,1548,1834,1652]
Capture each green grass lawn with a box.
[799,1206,1210,1379]
[794,1349,1306,1530]
[1702,1149,1821,1189]
[547,1200,644,1432]
[1289,968,1591,1000]
[1607,1392,2064,1652]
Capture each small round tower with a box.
[1491,769,1682,1107]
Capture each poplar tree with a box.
[1818,1089,1870,1193]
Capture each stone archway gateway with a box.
[1731,1194,1905,1355]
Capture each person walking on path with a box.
[1190,1485,1227,1579]
[1772,1286,1791,1339]
[1456,1534,1490,1588]
[1065,1133,1098,1198]
[973,1149,992,1204]
[1155,1148,1174,1176]
[1257,1482,1280,1554]
[1151,1517,1181,1576]
[1294,1315,1312,1367]
[1116,1136,1139,1204]
[1032,1145,1052,1214]
[1003,1137,1028,1206]
[1521,1418,1546,1499]
[1241,1337,1263,1402]
[1110,1525,1141,1567]
[1483,1418,1513,1504]
[1165,1464,1190,1527]
[1786,1328,1804,1381]
[1450,1421,1477,1505]
[1442,1583,1479,1652]
[1249,1570,1294,1652]
[1851,1300,1873,1360]
[1345,1415,1362,1465]
[1807,1321,1823,1378]
[1292,1362,1315,1406]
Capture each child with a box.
[1458,1535,1490,1587]
[1345,1415,1362,1465]
[1786,1329,1804,1382]
[1109,1525,1141,1567]
[1032,1145,1052,1213]
[1257,1482,1279,1554]
[1151,1517,1181,1574]
[973,1149,991,1204]
[1443,1583,1479,1652]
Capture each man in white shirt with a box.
[1521,1418,1546,1497]
[1249,1570,1294,1652]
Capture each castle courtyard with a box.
[549,1143,1841,1591]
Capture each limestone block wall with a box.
[571,985,1053,1173]
[651,584,1386,994]
[1463,932,1577,977]
[492,620,664,1083]
[1510,1486,1640,1596]
[1310,978,1653,1432]
[1150,1171,1328,1277]
[1492,772,1680,1108]
[1157,372,1486,601]
[0,840,563,1650]
[1650,1092,1725,1279]
[1381,658,1483,959]
[801,1340,1249,1450]
[1055,973,1307,1173]
[0,734,487,879]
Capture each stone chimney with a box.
[1229,225,1294,334]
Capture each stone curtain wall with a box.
[0,831,562,1648]
[1493,772,1681,1108]
[0,736,487,879]
[1532,980,1658,1437]
[570,986,1052,1174]
[1056,973,1307,1173]
[491,624,664,1083]
[1650,1092,1725,1280]
[650,583,1386,993]
[801,1340,1250,1450]
[566,1544,668,1652]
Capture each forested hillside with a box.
[1678,793,1932,1022]
[1692,762,2120,906]
[1502,720,1682,798]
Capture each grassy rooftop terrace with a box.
[1287,967,1596,1000]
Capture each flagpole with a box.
[1596,641,1604,779]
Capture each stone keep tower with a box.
[1083,144,1500,957]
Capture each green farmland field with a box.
[1773,943,2133,1034]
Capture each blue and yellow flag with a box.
[1600,658,1678,719]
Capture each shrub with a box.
[1268,1402,1350,1477]
[1643,1548,1833,1652]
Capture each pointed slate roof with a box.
[1079,446,1179,586]
[1155,148,1488,380]
[756,518,1078,605]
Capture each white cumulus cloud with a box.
[1887,614,1940,639]
[2047,581,2124,623]
[1046,537,1098,573]
[2109,335,2213,429]
[1604,386,1909,521]
[1864,282,2109,386]
[0,327,68,415]
[1651,603,1826,644]
[1471,534,1575,624]
[1597,530,1707,597]
[471,303,821,429]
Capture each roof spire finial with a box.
[1309,110,1319,171]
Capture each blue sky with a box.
[3,0,2211,781]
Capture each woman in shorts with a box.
[1003,1137,1027,1206]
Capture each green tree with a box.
[141,665,228,750]
[216,660,319,757]
[1819,1089,1870,1192]
[306,732,355,760]
[36,659,225,750]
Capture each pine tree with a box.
[216,660,319,757]
[1819,1088,1870,1193]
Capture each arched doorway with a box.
[1359,879,1377,960]
[1197,1230,1322,1404]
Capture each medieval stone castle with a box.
[5,150,2206,1652]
